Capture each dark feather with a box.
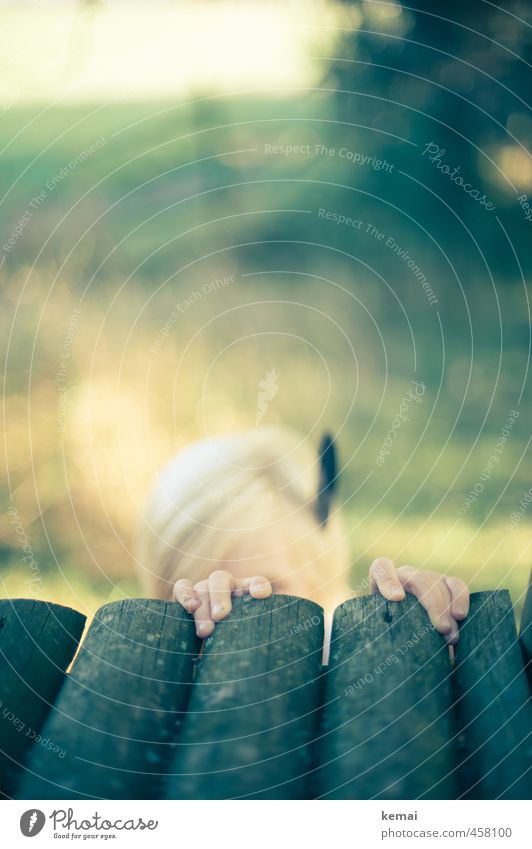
[315,432,338,526]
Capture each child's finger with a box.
[250,576,272,599]
[173,578,201,613]
[369,557,406,601]
[443,575,470,620]
[233,575,272,599]
[193,581,215,638]
[398,566,459,644]
[208,570,234,621]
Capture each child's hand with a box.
[368,556,470,644]
[173,571,273,638]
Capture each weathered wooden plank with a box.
[0,599,85,798]
[454,590,532,799]
[17,599,199,799]
[166,594,324,799]
[519,569,532,674]
[316,593,455,799]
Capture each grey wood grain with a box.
[17,599,199,799]
[0,599,85,798]
[166,594,324,799]
[519,569,531,676]
[454,590,532,799]
[316,593,455,799]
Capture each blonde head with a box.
[135,427,348,604]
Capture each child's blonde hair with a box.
[135,427,347,602]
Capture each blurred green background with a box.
[1,0,531,620]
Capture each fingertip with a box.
[435,616,458,644]
[211,602,231,621]
[445,576,470,621]
[250,579,272,599]
[372,555,394,571]
[385,580,405,601]
[187,597,201,613]
[453,594,470,620]
[196,621,215,638]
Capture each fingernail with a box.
[197,623,211,637]
[187,598,201,611]
[211,603,224,616]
